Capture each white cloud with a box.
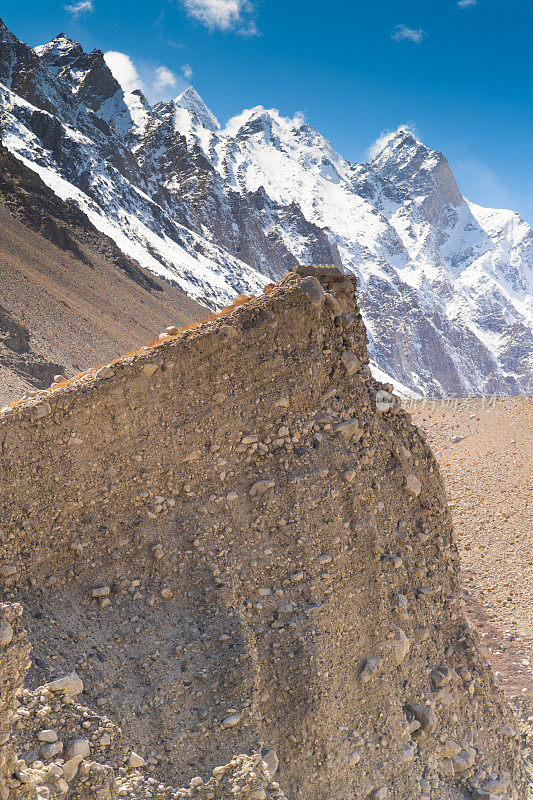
[64,0,94,16]
[104,51,189,101]
[181,63,193,80]
[458,0,478,6]
[292,111,306,127]
[181,0,258,34]
[154,65,178,93]
[391,24,426,44]
[104,51,145,93]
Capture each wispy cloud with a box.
[104,51,188,102]
[181,63,193,80]
[181,0,258,34]
[457,0,478,7]
[64,0,94,16]
[391,24,426,44]
[154,65,178,93]
[454,157,514,209]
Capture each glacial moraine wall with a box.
[0,266,526,800]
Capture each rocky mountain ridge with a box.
[0,19,531,396]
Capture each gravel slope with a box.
[412,397,532,698]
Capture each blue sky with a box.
[4,0,533,223]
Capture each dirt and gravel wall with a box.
[0,266,527,799]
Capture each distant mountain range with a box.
[1,19,531,395]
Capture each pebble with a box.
[340,351,361,374]
[333,418,362,442]
[0,621,14,645]
[249,479,275,497]
[359,657,383,684]
[298,276,325,305]
[41,741,63,759]
[62,757,82,782]
[33,402,51,420]
[91,586,110,598]
[96,366,114,379]
[129,752,146,767]
[37,729,58,743]
[221,714,241,728]
[262,750,278,777]
[47,672,83,697]
[406,704,437,731]
[404,474,422,497]
[65,738,90,759]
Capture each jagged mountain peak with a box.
[224,105,283,136]
[367,125,463,209]
[35,32,80,51]
[223,106,332,155]
[174,86,220,132]
[34,33,84,70]
[370,126,441,171]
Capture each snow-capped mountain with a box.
[1,19,531,395]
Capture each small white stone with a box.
[222,714,241,728]
[33,402,52,420]
[262,750,278,777]
[38,730,58,743]
[129,751,146,767]
[404,474,422,497]
[47,672,83,697]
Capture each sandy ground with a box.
[411,396,532,699]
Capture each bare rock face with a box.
[0,269,527,799]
